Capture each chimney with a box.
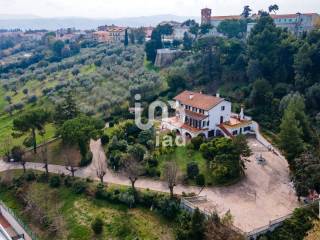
[216,93,220,98]
[189,93,194,100]
[240,107,244,120]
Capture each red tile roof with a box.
[174,90,224,111]
[210,13,318,21]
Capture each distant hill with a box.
[0,14,200,30]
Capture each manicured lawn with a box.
[0,179,175,240]
[157,146,211,184]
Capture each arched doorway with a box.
[176,129,181,135]
[185,132,192,139]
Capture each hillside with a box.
[0,15,200,29]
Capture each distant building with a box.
[248,13,320,36]
[158,21,189,41]
[161,91,254,139]
[94,25,127,43]
[201,8,320,36]
[23,31,46,41]
[143,26,154,41]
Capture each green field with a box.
[0,178,174,240]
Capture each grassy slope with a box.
[0,92,56,155]
[0,180,174,240]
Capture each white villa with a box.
[161,91,255,139]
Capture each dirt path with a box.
[0,138,298,233]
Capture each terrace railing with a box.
[0,200,38,240]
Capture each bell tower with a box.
[201,8,212,25]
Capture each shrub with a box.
[145,166,160,178]
[187,162,199,180]
[79,152,93,167]
[95,183,106,199]
[100,134,109,145]
[139,191,158,208]
[196,174,205,186]
[24,171,36,182]
[191,135,205,150]
[11,146,24,162]
[108,150,122,171]
[72,180,87,194]
[49,176,61,188]
[91,217,103,235]
[37,172,49,183]
[119,191,135,208]
[64,176,73,187]
[147,157,158,168]
[13,103,24,111]
[27,95,38,104]
[156,198,180,220]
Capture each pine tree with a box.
[54,93,79,125]
[278,105,304,163]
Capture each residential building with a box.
[247,13,320,36]
[201,8,320,36]
[23,30,47,41]
[158,21,189,41]
[143,26,154,41]
[93,25,127,43]
[161,91,254,139]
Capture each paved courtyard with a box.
[195,137,299,232]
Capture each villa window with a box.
[232,130,238,135]
[221,106,225,111]
[207,121,210,127]
[244,126,251,132]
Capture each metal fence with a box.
[0,200,38,240]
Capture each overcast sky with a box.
[0,0,319,18]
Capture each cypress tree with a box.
[278,104,304,163]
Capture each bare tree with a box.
[64,145,79,177]
[20,186,65,237]
[0,135,13,161]
[122,154,143,192]
[163,161,178,199]
[95,152,107,183]
[38,135,49,176]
